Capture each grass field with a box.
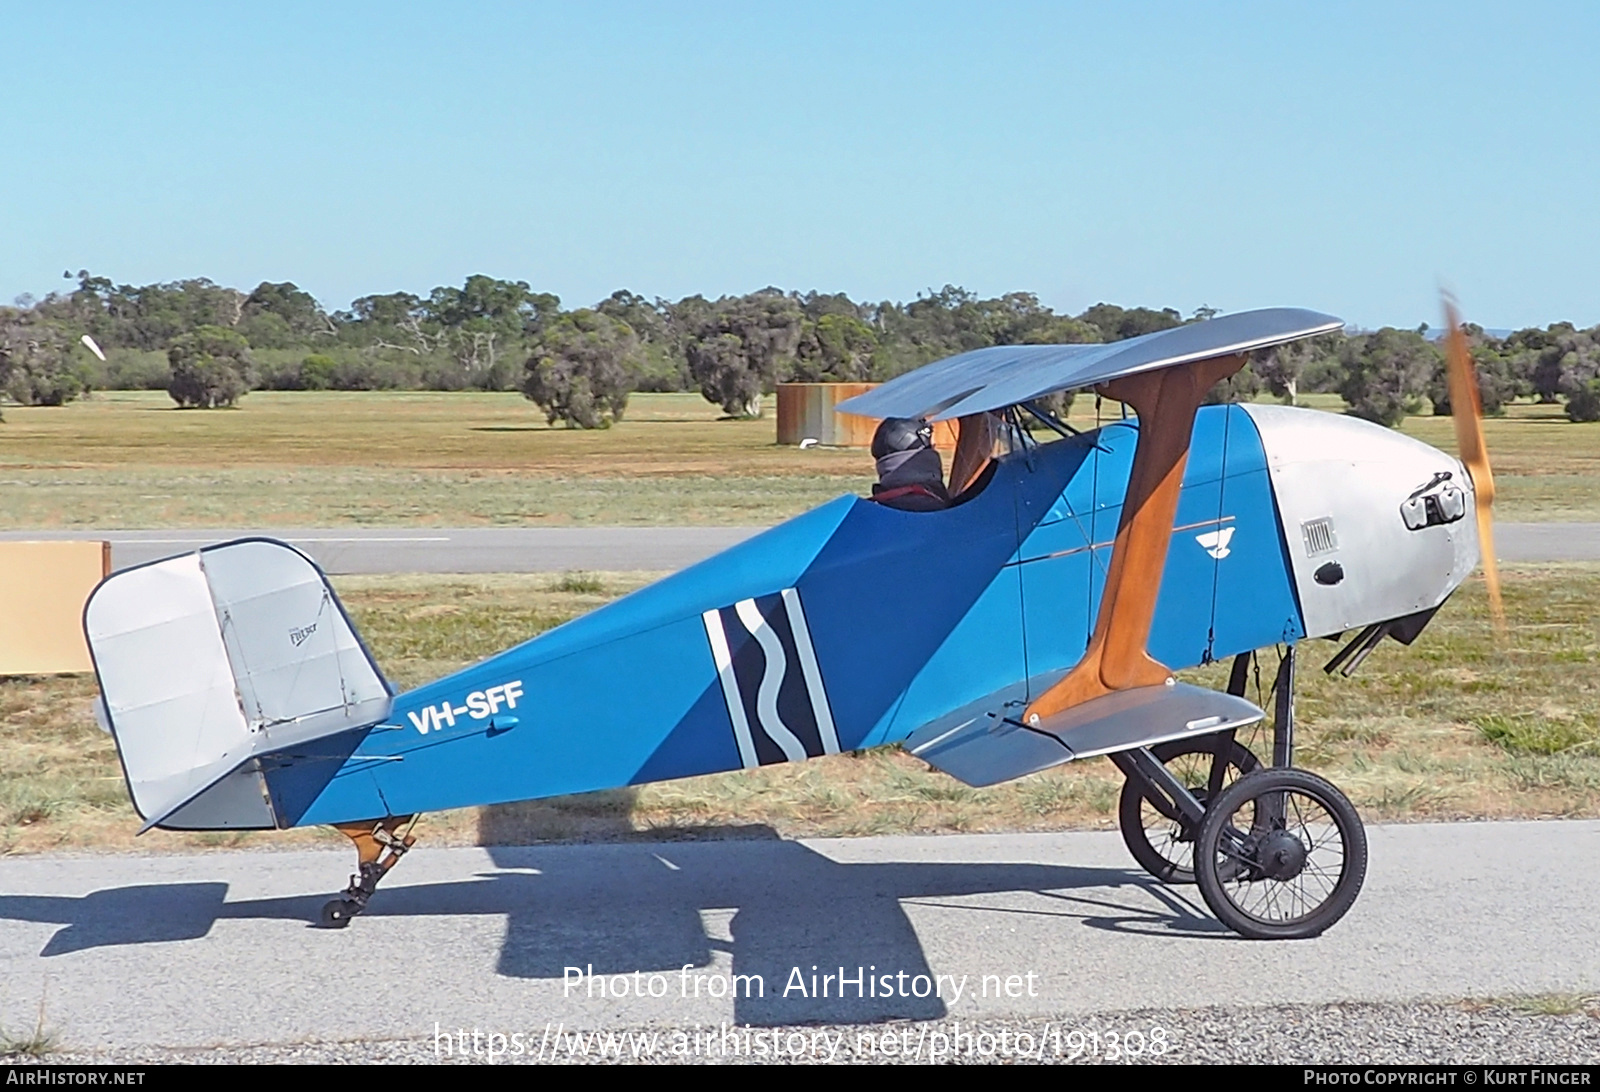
[0,391,868,527]
[2,386,1597,854]
[3,390,1599,527]
[3,564,1596,856]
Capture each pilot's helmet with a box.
[871,417,934,459]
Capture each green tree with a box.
[1522,324,1600,415]
[239,282,329,349]
[1337,327,1438,427]
[1427,325,1516,416]
[1526,324,1581,403]
[1252,335,1339,404]
[299,354,338,390]
[685,291,806,417]
[339,291,438,362]
[424,275,561,387]
[167,326,255,408]
[596,290,691,392]
[1204,367,1263,405]
[793,312,878,382]
[522,310,639,428]
[986,292,1097,345]
[867,286,1102,378]
[243,281,326,331]
[1566,378,1600,423]
[1077,302,1184,341]
[54,276,246,351]
[0,310,88,405]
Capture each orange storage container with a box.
[776,383,956,449]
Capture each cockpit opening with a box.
[868,412,1007,511]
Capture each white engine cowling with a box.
[1241,404,1480,640]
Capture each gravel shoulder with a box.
[13,999,1599,1065]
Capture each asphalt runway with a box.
[0,522,1593,574]
[1,821,1595,1051]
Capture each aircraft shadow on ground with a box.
[0,834,1228,1025]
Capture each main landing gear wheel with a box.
[1118,736,1261,884]
[1194,768,1367,940]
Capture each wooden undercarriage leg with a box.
[1024,353,1247,725]
[319,816,419,928]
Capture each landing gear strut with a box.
[1112,647,1369,940]
[319,815,419,928]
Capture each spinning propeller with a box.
[1441,294,1506,635]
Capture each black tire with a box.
[1194,767,1367,940]
[1118,735,1261,884]
[319,899,357,929]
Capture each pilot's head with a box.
[871,416,934,460]
[871,417,943,488]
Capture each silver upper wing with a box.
[836,307,1343,421]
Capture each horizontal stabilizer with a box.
[908,682,1263,788]
[84,539,392,830]
[838,308,1342,421]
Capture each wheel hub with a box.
[1253,829,1308,881]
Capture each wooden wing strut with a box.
[1024,354,1247,724]
[948,412,998,497]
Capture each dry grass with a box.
[1459,993,1600,1018]
[0,987,61,1059]
[2,564,1598,855]
[0,390,870,527]
[4,391,1597,528]
[1396,400,1600,521]
[0,571,668,854]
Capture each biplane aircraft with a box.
[82,306,1501,940]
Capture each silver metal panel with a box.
[909,715,1073,788]
[158,764,277,830]
[1029,682,1264,759]
[908,682,1262,788]
[839,308,1343,421]
[1241,404,1479,639]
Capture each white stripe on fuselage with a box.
[703,608,759,769]
[780,588,840,755]
[733,599,808,763]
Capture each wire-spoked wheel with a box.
[1118,736,1261,884]
[1194,767,1367,940]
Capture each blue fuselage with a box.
[281,406,1303,826]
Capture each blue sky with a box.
[3,2,1596,329]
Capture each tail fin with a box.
[84,538,392,831]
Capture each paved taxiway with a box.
[1,821,1595,1050]
[0,522,1594,573]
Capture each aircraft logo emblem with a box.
[1195,527,1236,560]
[703,589,841,768]
[288,622,318,647]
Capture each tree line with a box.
[2,271,1598,428]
